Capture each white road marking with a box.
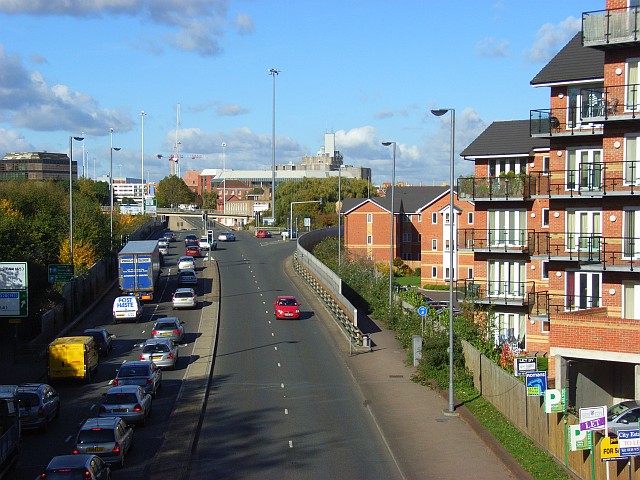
[289,441,293,448]
[278,363,281,367]
[284,409,288,415]
[281,383,284,389]
[274,346,278,351]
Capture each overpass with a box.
[156,208,252,230]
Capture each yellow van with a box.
[47,336,99,382]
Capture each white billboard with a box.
[0,262,28,289]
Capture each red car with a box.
[256,230,272,238]
[186,244,200,257]
[273,295,301,319]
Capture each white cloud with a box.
[0,128,34,153]
[524,16,581,63]
[0,0,253,57]
[475,37,511,58]
[216,103,249,116]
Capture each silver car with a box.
[73,416,133,468]
[99,385,152,426]
[140,338,178,370]
[113,360,162,397]
[16,383,60,431]
[172,287,198,309]
[177,256,196,271]
[152,317,185,344]
[607,401,640,436]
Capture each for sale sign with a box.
[515,357,537,377]
[525,371,547,396]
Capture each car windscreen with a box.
[104,393,138,404]
[118,366,149,377]
[174,291,193,298]
[279,299,297,306]
[77,428,115,443]
[179,272,195,279]
[608,404,632,420]
[143,343,170,353]
[17,392,39,408]
[155,322,177,330]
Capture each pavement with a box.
[0,252,534,480]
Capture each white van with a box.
[112,296,143,324]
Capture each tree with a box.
[155,175,195,208]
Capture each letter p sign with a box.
[544,388,566,413]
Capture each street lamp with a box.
[431,107,456,415]
[140,110,146,213]
[109,128,121,251]
[269,68,280,224]
[68,135,84,265]
[382,141,396,309]
[222,142,227,214]
[338,165,343,271]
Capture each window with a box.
[542,156,550,175]
[432,212,437,224]
[541,261,549,280]
[542,208,549,228]
[467,212,473,224]
[488,260,525,297]
[432,239,437,251]
[366,235,372,245]
[565,271,601,311]
[467,268,474,279]
[445,239,450,251]
[566,148,603,191]
[417,214,422,223]
[566,210,601,252]
[431,266,437,278]
[402,253,412,260]
[445,212,450,225]
[402,233,412,242]
[367,213,372,223]
[488,210,527,246]
[489,157,527,177]
[445,267,455,280]
[624,134,640,185]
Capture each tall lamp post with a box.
[68,135,84,264]
[382,141,396,309]
[431,107,456,415]
[109,128,121,251]
[140,110,146,213]
[222,142,227,214]
[338,165,343,271]
[269,68,280,225]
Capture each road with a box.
[187,231,401,479]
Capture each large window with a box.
[624,134,640,185]
[488,260,525,298]
[566,148,603,191]
[565,271,600,311]
[623,209,640,259]
[488,157,527,177]
[488,210,527,246]
[566,210,602,253]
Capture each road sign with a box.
[0,262,28,289]
[515,357,538,377]
[417,305,428,316]
[0,290,28,317]
[525,371,547,396]
[579,406,607,432]
[618,429,640,457]
[48,264,74,283]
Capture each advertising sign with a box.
[579,406,607,432]
[569,424,593,451]
[544,388,567,414]
[601,436,624,461]
[525,371,547,396]
[618,429,640,457]
[515,357,538,377]
[0,262,28,289]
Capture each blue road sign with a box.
[417,306,428,316]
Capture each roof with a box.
[341,186,449,214]
[119,240,159,255]
[460,120,548,158]
[201,168,360,181]
[530,32,603,86]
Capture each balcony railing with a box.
[528,291,601,318]
[460,278,534,306]
[458,228,534,253]
[583,6,640,47]
[530,108,603,137]
[458,175,535,201]
[581,85,640,121]
[531,160,640,197]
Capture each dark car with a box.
[83,328,114,356]
[165,231,177,242]
[16,383,60,431]
[38,454,111,480]
[177,269,197,287]
[113,360,162,397]
[184,234,198,245]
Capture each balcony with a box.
[458,228,534,254]
[527,291,602,320]
[460,278,534,306]
[530,108,603,138]
[583,6,640,48]
[531,160,640,198]
[581,85,640,122]
[531,232,640,271]
[458,174,535,201]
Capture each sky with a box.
[0,0,605,186]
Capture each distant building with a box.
[0,152,77,181]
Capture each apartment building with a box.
[341,186,474,287]
[459,120,550,353]
[0,152,77,181]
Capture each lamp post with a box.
[222,142,227,214]
[382,141,396,309]
[68,135,84,264]
[289,199,322,241]
[338,165,342,271]
[81,132,86,178]
[109,128,121,251]
[431,107,456,415]
[140,110,146,213]
[269,68,280,224]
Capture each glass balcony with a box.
[583,6,640,48]
[581,85,640,122]
[458,175,534,201]
[460,278,533,306]
[530,108,603,138]
[528,291,601,317]
[458,228,534,253]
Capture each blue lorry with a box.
[118,240,161,301]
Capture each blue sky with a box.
[0,0,604,185]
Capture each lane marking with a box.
[284,409,288,415]
[289,441,293,448]
[277,363,281,367]
[281,383,284,388]
[274,346,278,351]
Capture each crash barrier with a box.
[293,228,370,350]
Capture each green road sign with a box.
[48,264,74,283]
[0,290,28,317]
